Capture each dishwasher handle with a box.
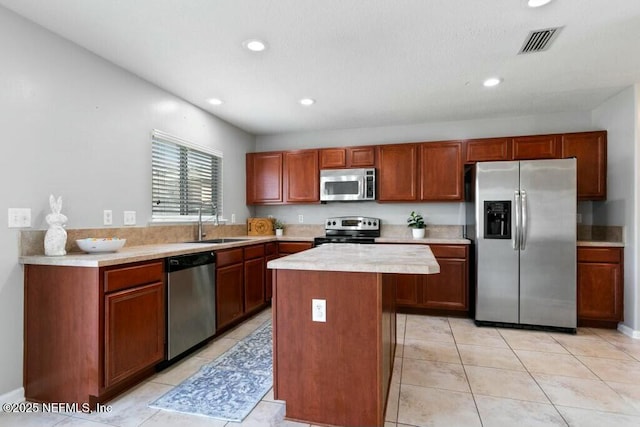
[166,251,215,273]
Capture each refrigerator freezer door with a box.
[519,158,577,328]
[475,161,520,324]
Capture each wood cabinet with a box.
[264,242,278,302]
[283,149,319,203]
[244,244,265,314]
[465,137,512,163]
[377,143,419,201]
[319,146,376,168]
[277,241,313,255]
[577,246,623,328]
[104,281,164,388]
[24,260,165,405]
[247,150,319,204]
[395,244,469,315]
[216,248,244,329]
[419,141,464,201]
[246,152,283,204]
[561,131,607,200]
[512,134,560,160]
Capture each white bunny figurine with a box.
[44,194,68,256]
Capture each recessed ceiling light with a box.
[242,39,267,52]
[528,0,553,7]
[299,98,315,106]
[483,77,503,87]
[207,98,223,105]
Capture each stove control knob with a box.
[367,221,372,226]
[327,221,331,226]
[331,221,335,225]
[373,221,377,226]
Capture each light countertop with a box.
[577,240,625,248]
[267,243,440,274]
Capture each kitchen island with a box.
[267,243,439,427]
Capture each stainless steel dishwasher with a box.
[166,251,216,361]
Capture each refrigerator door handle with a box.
[521,190,528,250]
[514,190,521,250]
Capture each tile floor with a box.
[3,309,640,426]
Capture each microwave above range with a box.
[320,168,376,202]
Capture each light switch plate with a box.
[8,208,31,228]
[123,211,136,225]
[312,299,326,322]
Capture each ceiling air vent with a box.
[518,27,563,54]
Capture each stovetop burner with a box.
[314,216,381,246]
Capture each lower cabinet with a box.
[244,244,266,314]
[216,248,245,330]
[395,244,470,315]
[265,242,278,302]
[24,259,165,405]
[104,281,164,388]
[277,241,313,255]
[577,246,624,328]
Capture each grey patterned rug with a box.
[150,320,272,421]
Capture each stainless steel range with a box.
[313,216,381,246]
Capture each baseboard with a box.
[617,323,640,339]
[0,387,25,404]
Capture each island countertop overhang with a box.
[267,243,440,274]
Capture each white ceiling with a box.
[2,0,640,135]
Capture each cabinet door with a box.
[419,141,463,201]
[104,282,164,388]
[244,257,265,313]
[319,148,347,169]
[512,135,560,160]
[216,263,244,329]
[278,241,313,255]
[265,254,278,302]
[578,261,622,322]
[422,258,468,311]
[349,146,376,167]
[246,152,283,204]
[395,274,421,306]
[561,131,607,200]
[377,144,419,201]
[465,138,512,163]
[284,150,319,203]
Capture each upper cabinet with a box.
[377,144,419,201]
[246,152,283,204]
[419,141,463,201]
[465,138,512,163]
[247,150,319,204]
[512,134,560,160]
[561,131,607,201]
[319,146,376,169]
[283,149,320,203]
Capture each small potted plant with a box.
[407,211,426,239]
[273,219,285,236]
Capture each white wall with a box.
[591,86,639,332]
[0,6,255,398]
[255,112,595,226]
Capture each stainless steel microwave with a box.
[320,168,376,201]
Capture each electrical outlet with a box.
[8,208,31,228]
[298,214,304,223]
[231,213,236,224]
[312,299,326,322]
[123,211,136,226]
[103,210,113,225]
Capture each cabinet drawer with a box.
[104,261,164,293]
[217,248,244,267]
[265,242,277,256]
[278,242,313,254]
[578,247,621,263]
[429,245,467,259]
[244,244,265,260]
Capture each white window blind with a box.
[151,130,222,220]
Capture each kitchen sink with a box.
[187,238,251,244]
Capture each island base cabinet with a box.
[273,269,396,427]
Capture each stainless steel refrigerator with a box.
[471,158,577,332]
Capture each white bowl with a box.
[76,238,126,253]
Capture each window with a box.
[151,130,222,221]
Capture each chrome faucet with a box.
[197,203,218,241]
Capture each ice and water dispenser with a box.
[484,201,511,239]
